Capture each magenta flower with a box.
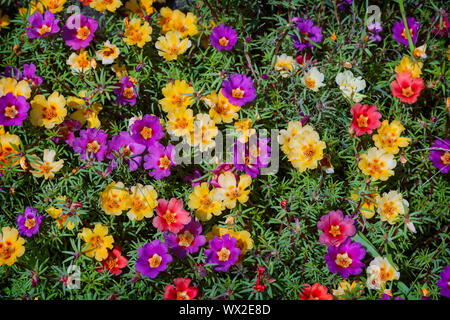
[210,24,238,51]
[17,207,43,238]
[392,17,420,46]
[130,114,164,148]
[429,138,450,174]
[233,137,271,178]
[26,10,60,39]
[164,220,206,258]
[378,294,403,300]
[324,238,366,278]
[0,93,30,126]
[291,18,323,51]
[221,73,256,106]
[143,142,176,180]
[437,266,450,297]
[114,76,137,106]
[317,210,356,246]
[51,119,81,147]
[205,234,241,272]
[106,131,146,171]
[135,239,172,279]
[367,21,383,42]
[3,64,42,87]
[73,128,108,162]
[62,14,97,50]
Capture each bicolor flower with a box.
[164,220,206,258]
[127,184,158,221]
[372,120,410,154]
[335,70,366,102]
[96,41,120,64]
[317,209,356,247]
[30,91,67,129]
[155,31,191,61]
[358,147,397,181]
[26,10,60,39]
[213,172,252,209]
[376,190,409,225]
[366,257,400,290]
[301,67,325,92]
[29,149,64,180]
[123,17,152,48]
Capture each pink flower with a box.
[317,210,356,246]
[390,72,425,104]
[153,198,191,234]
[350,103,382,136]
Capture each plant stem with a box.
[397,0,415,53]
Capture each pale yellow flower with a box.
[29,149,64,180]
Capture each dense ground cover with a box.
[0,0,448,300]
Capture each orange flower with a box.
[390,72,425,104]
[298,283,333,300]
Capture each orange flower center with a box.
[217,247,231,261]
[176,291,190,300]
[329,225,341,237]
[382,201,398,218]
[39,24,52,35]
[163,210,177,225]
[148,253,162,268]
[132,197,144,211]
[25,218,36,229]
[401,27,414,39]
[232,88,245,99]
[335,253,352,268]
[401,86,414,98]
[129,29,143,42]
[108,194,121,209]
[76,26,91,40]
[42,105,57,120]
[105,256,118,270]
[90,235,103,249]
[4,105,18,119]
[40,161,51,174]
[219,37,229,47]
[158,155,171,169]
[86,140,101,153]
[140,126,153,140]
[177,230,194,247]
[357,115,369,128]
[440,152,450,165]
[367,157,386,175]
[123,87,135,99]
[302,144,315,158]
[101,47,115,57]
[169,46,180,55]
[0,242,15,260]
[305,77,316,89]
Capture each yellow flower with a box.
[90,0,122,12]
[332,281,363,300]
[68,91,102,128]
[78,224,114,261]
[125,0,156,17]
[67,50,96,73]
[158,6,176,33]
[123,18,152,48]
[99,181,131,216]
[234,119,256,143]
[112,64,128,78]
[96,41,120,65]
[204,90,240,124]
[46,196,78,230]
[366,257,400,290]
[206,225,254,262]
[351,191,379,219]
[0,131,21,172]
[167,10,198,38]
[301,67,325,92]
[188,182,224,221]
[29,149,64,180]
[278,121,304,155]
[30,91,67,129]
[18,1,44,16]
[166,108,194,138]
[41,0,66,13]
[155,31,191,61]
[189,113,218,152]
[358,147,397,181]
[376,190,408,225]
[127,184,158,221]
[0,227,25,266]
[159,80,194,113]
[274,54,296,77]
[0,9,10,30]
[394,56,423,78]
[0,78,31,100]
[213,172,252,209]
[372,120,410,155]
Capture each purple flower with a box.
[22,64,43,87]
[51,119,81,146]
[367,21,383,42]
[3,66,20,79]
[143,142,176,180]
[221,73,256,106]
[130,114,164,148]
[429,138,450,174]
[392,17,420,46]
[378,294,403,300]
[107,131,146,171]
[337,0,352,11]
[61,14,97,50]
[164,220,206,258]
[17,207,43,238]
[204,234,241,272]
[324,238,366,278]
[0,93,30,126]
[26,10,60,39]
[135,239,172,279]
[210,24,238,51]
[291,18,323,51]
[113,76,137,106]
[73,128,108,162]
[437,265,450,298]
[233,136,271,178]
[183,169,205,187]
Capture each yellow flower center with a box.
[76,26,91,40]
[401,86,414,97]
[0,241,15,260]
[219,37,229,47]
[25,218,36,229]
[382,201,398,219]
[329,225,341,237]
[176,291,190,300]
[305,77,316,89]
[177,231,194,247]
[357,115,369,128]
[129,28,143,43]
[163,210,177,225]
[148,253,162,268]
[335,253,352,268]
[40,161,51,174]
[440,152,450,165]
[367,157,386,175]
[158,155,171,169]
[217,247,231,261]
[123,87,134,99]
[90,235,103,249]
[132,197,144,211]
[4,105,18,119]
[302,144,315,158]
[140,126,153,140]
[42,105,57,120]
[105,256,118,270]
[39,24,51,35]
[232,88,245,99]
[86,140,101,153]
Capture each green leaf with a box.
[353,232,380,258]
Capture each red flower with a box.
[350,103,382,136]
[298,283,333,300]
[79,0,93,5]
[153,198,192,234]
[97,245,129,276]
[390,72,425,104]
[295,53,316,68]
[164,278,198,300]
